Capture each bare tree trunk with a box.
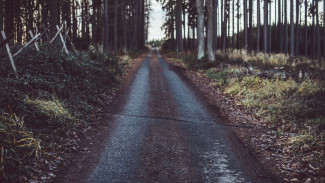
[237,1,240,49]
[305,0,308,56]
[316,0,320,61]
[72,0,77,40]
[223,0,228,51]
[232,0,235,49]
[323,0,325,60]
[312,0,315,58]
[133,0,140,50]
[50,0,59,41]
[244,0,248,51]
[114,0,118,54]
[279,0,283,51]
[257,0,260,53]
[122,0,127,53]
[207,0,215,62]
[264,0,267,53]
[104,0,109,53]
[295,0,299,55]
[290,0,294,58]
[268,1,271,53]
[213,0,218,51]
[285,0,288,54]
[183,1,186,50]
[0,0,2,34]
[196,0,205,59]
[248,0,252,51]
[176,0,183,52]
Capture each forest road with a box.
[87,49,274,183]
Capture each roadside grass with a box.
[166,50,325,153]
[0,45,131,181]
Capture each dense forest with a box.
[0,0,151,53]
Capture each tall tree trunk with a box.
[196,0,204,59]
[92,0,97,45]
[295,0,299,55]
[223,0,228,51]
[305,0,308,55]
[183,1,186,50]
[279,0,283,51]
[323,0,325,60]
[257,0,260,53]
[237,1,240,49]
[104,0,109,53]
[207,0,215,62]
[122,0,127,53]
[85,0,90,42]
[221,0,224,49]
[244,0,248,51]
[248,0,252,51]
[176,0,183,52]
[72,0,77,40]
[0,0,2,33]
[316,0,320,61]
[264,0,267,53]
[139,0,145,49]
[132,0,140,50]
[50,0,59,39]
[213,0,218,51]
[232,0,235,49]
[290,0,294,58]
[268,1,271,53]
[312,0,315,58]
[114,0,118,54]
[284,0,288,54]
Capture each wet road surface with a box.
[87,49,273,183]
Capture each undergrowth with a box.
[168,50,325,153]
[0,44,128,181]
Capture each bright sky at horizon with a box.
[148,0,166,41]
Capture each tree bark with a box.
[133,0,140,50]
[312,0,315,58]
[279,0,283,51]
[248,0,252,51]
[223,0,228,51]
[257,0,260,53]
[50,0,59,40]
[0,0,2,33]
[176,0,183,52]
[196,0,205,59]
[244,0,248,51]
[264,0,267,53]
[295,0,299,55]
[114,0,118,54]
[290,0,294,58]
[305,0,307,55]
[232,0,234,49]
[213,0,218,51]
[207,0,215,62]
[284,0,288,54]
[104,0,109,53]
[316,0,320,61]
[324,0,325,59]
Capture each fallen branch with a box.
[0,33,14,48]
[50,26,63,44]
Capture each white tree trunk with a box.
[207,0,215,62]
[196,0,205,60]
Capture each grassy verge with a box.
[166,49,325,157]
[0,45,132,181]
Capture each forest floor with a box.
[162,50,325,183]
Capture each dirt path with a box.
[57,49,275,182]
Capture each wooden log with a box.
[57,25,69,54]
[1,31,18,79]
[13,33,41,57]
[50,26,64,44]
[29,30,40,51]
